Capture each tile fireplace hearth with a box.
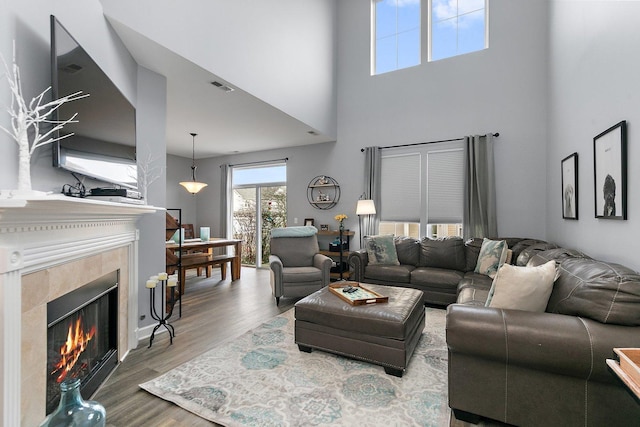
[0,194,156,426]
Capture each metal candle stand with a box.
[147,273,178,348]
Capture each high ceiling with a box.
[108,20,334,160]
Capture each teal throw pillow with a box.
[364,235,400,266]
[474,238,508,278]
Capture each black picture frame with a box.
[320,224,329,231]
[593,120,627,219]
[304,218,314,226]
[561,152,578,220]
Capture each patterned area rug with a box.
[140,307,449,426]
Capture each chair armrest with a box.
[313,253,332,285]
[446,304,640,383]
[269,255,284,296]
[269,255,283,275]
[348,249,368,281]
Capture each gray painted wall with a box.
[184,0,550,250]
[336,0,549,239]
[1,0,166,331]
[101,0,338,138]
[1,0,138,192]
[546,1,640,271]
[136,66,167,329]
[166,153,197,227]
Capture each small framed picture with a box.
[561,152,578,220]
[304,218,314,226]
[593,120,627,219]
[320,224,329,231]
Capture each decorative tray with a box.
[606,348,640,400]
[328,281,388,305]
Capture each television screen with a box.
[50,15,138,190]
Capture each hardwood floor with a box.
[96,267,296,426]
[95,267,500,426]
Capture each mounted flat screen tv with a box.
[50,15,138,190]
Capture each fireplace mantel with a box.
[0,193,159,425]
[0,193,156,223]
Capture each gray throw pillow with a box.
[364,235,400,265]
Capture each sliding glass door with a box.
[231,164,286,267]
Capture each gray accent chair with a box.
[269,229,332,305]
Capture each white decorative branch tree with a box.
[0,45,88,192]
[136,143,163,201]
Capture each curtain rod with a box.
[360,133,500,152]
[222,157,289,168]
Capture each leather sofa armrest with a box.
[348,249,368,281]
[446,304,640,383]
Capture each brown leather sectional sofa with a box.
[447,247,640,426]
[348,236,546,306]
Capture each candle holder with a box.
[147,273,178,348]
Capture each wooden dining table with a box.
[166,238,243,281]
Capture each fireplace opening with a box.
[46,270,119,414]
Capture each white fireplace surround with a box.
[0,193,157,426]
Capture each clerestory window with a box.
[372,0,488,75]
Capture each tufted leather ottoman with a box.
[294,283,425,377]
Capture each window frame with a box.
[371,0,489,75]
[427,0,489,62]
[380,141,465,237]
[371,0,423,75]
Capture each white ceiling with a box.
[108,21,334,160]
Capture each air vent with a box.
[62,63,83,74]
[211,81,234,93]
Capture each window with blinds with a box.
[380,153,421,222]
[380,143,464,238]
[426,149,464,224]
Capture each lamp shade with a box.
[356,199,376,215]
[180,132,208,194]
[179,180,208,194]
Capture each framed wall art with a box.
[593,120,627,220]
[561,152,578,220]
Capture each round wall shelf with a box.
[307,175,340,210]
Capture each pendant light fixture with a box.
[179,132,208,194]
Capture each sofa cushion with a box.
[418,236,466,271]
[516,242,561,266]
[510,239,549,264]
[527,247,591,267]
[394,236,420,266]
[485,261,557,312]
[463,238,484,272]
[458,272,494,293]
[457,286,490,306]
[547,257,640,326]
[364,264,414,283]
[475,238,508,278]
[364,234,400,265]
[411,267,464,290]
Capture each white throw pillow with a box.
[485,260,557,312]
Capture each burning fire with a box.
[51,316,97,383]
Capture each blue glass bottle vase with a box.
[39,378,106,427]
